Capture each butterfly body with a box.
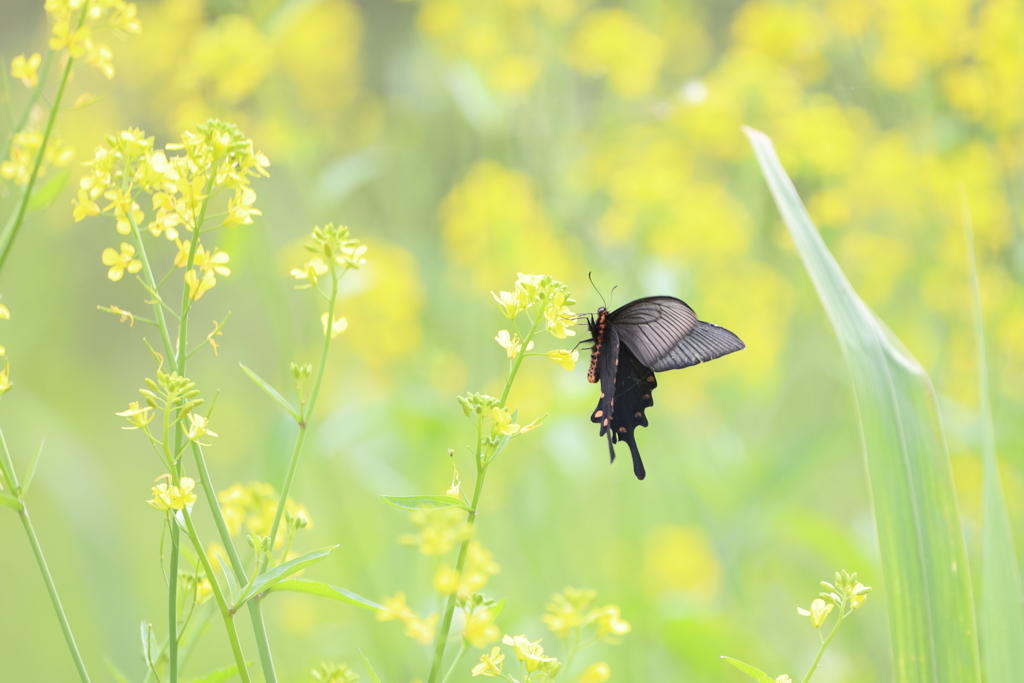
[585,296,745,480]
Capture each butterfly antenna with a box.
[609,285,618,308]
[588,272,607,308]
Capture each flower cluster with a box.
[44,0,142,78]
[147,475,198,511]
[74,121,269,298]
[376,591,439,645]
[310,662,359,683]
[492,273,579,372]
[797,569,871,628]
[472,635,560,680]
[542,588,631,643]
[0,131,74,186]
[217,481,313,544]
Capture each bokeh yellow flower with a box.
[579,662,611,683]
[546,349,579,371]
[471,647,504,677]
[10,53,41,88]
[101,243,142,281]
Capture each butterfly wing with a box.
[590,330,656,480]
[609,296,745,372]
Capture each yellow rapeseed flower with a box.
[544,292,577,339]
[775,675,793,683]
[183,413,217,443]
[377,592,416,622]
[850,582,869,610]
[471,647,504,677]
[501,634,558,673]
[495,330,532,359]
[185,269,216,300]
[579,662,611,683]
[101,243,142,281]
[546,349,579,370]
[798,598,833,628]
[491,289,524,318]
[464,609,501,648]
[195,246,230,277]
[594,605,631,640]
[491,408,520,436]
[290,257,329,287]
[0,303,9,319]
[10,53,41,88]
[0,358,12,396]
[320,313,348,339]
[433,566,461,594]
[115,401,154,430]
[73,189,101,222]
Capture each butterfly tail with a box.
[623,433,646,480]
[606,430,616,464]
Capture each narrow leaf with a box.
[746,126,980,682]
[0,493,23,511]
[234,545,338,607]
[238,363,299,421]
[720,657,776,683]
[360,649,383,683]
[267,579,384,612]
[21,438,44,497]
[26,169,69,213]
[381,495,473,512]
[964,199,1024,682]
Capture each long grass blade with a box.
[963,198,1024,682]
[745,126,981,683]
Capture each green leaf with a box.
[964,203,1024,682]
[187,663,253,683]
[233,545,338,607]
[238,363,299,421]
[360,649,383,683]
[746,127,981,683]
[0,493,23,511]
[267,579,384,612]
[26,169,69,213]
[720,656,776,683]
[381,495,473,512]
[21,438,44,498]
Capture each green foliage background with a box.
[2,0,1023,681]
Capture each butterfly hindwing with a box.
[590,332,656,480]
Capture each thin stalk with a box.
[800,609,844,683]
[127,214,174,360]
[0,42,76,272]
[428,314,543,683]
[0,430,91,683]
[440,640,471,683]
[168,524,180,683]
[180,509,251,683]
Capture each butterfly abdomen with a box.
[587,307,608,384]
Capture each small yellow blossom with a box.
[546,349,579,370]
[0,358,12,395]
[195,246,230,277]
[850,582,869,610]
[377,592,416,622]
[433,566,461,594]
[775,675,793,683]
[798,598,833,628]
[471,647,505,677]
[594,605,631,640]
[183,413,218,443]
[115,401,153,429]
[148,482,174,510]
[224,187,261,227]
[185,269,216,300]
[491,407,520,435]
[321,313,348,339]
[73,189,101,222]
[501,634,558,673]
[405,613,439,644]
[170,477,198,509]
[336,243,368,269]
[579,662,612,683]
[491,290,524,318]
[195,576,212,604]
[290,257,329,287]
[464,609,501,648]
[495,330,533,359]
[0,303,9,319]
[101,243,142,281]
[50,22,90,59]
[544,292,577,339]
[10,53,41,88]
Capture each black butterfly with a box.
[585,296,745,480]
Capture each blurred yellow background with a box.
[1,0,1022,681]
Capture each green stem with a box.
[189,442,279,683]
[428,314,543,683]
[168,523,180,683]
[0,41,76,273]
[800,609,844,683]
[440,640,471,683]
[127,214,175,360]
[180,509,251,683]
[18,509,93,682]
[0,429,91,682]
[263,266,339,552]
[427,461,488,683]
